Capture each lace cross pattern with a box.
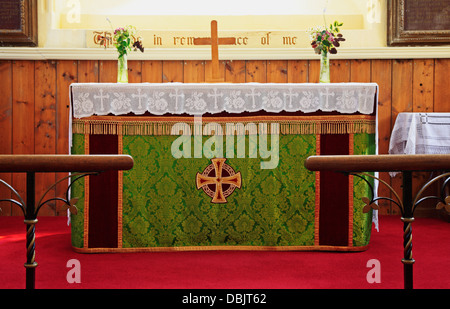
[70,82,378,118]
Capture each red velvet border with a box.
[319,134,349,246]
[88,134,119,248]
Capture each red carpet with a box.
[0,215,449,290]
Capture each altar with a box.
[69,82,378,252]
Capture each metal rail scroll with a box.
[304,154,450,289]
[0,155,134,289]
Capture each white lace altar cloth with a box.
[389,113,450,156]
[70,82,377,118]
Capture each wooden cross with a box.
[194,20,236,82]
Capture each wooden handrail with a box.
[0,155,134,173]
[304,154,450,172]
[0,154,134,290]
[304,153,450,290]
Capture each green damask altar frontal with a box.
[70,114,375,252]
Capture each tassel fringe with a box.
[73,116,375,136]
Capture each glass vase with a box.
[319,51,330,83]
[117,54,128,83]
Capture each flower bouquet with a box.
[113,25,144,83]
[308,21,345,83]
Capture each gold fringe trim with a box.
[348,133,354,247]
[314,134,321,247]
[73,115,375,136]
[117,130,123,249]
[72,244,370,253]
[83,134,90,249]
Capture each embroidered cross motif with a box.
[169,89,185,110]
[207,88,224,109]
[131,88,147,109]
[196,158,242,203]
[93,89,109,111]
[358,88,373,113]
[245,88,262,109]
[284,88,299,109]
[319,87,335,109]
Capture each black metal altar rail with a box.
[305,154,450,289]
[0,154,134,289]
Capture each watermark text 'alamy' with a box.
[171,116,279,169]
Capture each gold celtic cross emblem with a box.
[196,158,242,203]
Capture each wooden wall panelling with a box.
[267,60,288,83]
[12,60,35,216]
[77,60,99,83]
[34,60,57,216]
[287,60,308,83]
[128,60,142,83]
[392,60,413,122]
[0,61,13,215]
[56,60,76,158]
[142,61,163,83]
[225,60,246,83]
[371,59,392,215]
[350,60,371,82]
[413,59,434,112]
[434,59,450,112]
[56,60,77,215]
[162,61,184,83]
[331,60,350,82]
[246,60,267,83]
[99,60,117,83]
[184,60,205,83]
[308,60,320,83]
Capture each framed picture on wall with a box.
[388,0,450,46]
[0,0,37,47]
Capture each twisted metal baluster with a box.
[350,171,413,288]
[24,173,37,289]
[0,175,35,288]
[354,171,414,288]
[0,172,97,289]
[24,217,38,289]
[351,171,450,289]
[400,171,414,289]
